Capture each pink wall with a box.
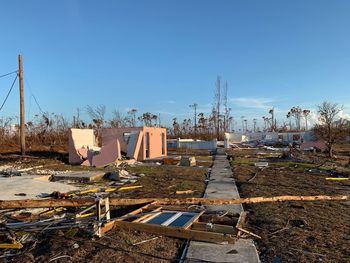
[102,127,167,160]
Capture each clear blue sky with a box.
[1,0,350,129]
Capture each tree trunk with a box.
[329,144,333,158]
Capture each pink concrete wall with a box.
[102,127,143,153]
[141,127,167,160]
[102,127,167,161]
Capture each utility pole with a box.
[189,103,198,139]
[241,116,245,132]
[253,118,257,132]
[18,54,25,156]
[223,81,228,133]
[215,76,221,139]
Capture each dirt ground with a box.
[0,149,211,263]
[230,149,350,263]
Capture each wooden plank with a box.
[113,220,236,244]
[236,211,248,238]
[236,227,261,239]
[133,206,163,223]
[184,210,205,229]
[0,195,347,209]
[101,202,157,234]
[191,222,236,235]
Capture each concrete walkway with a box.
[185,149,260,263]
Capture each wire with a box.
[0,74,18,112]
[31,94,44,114]
[24,77,45,114]
[0,70,18,79]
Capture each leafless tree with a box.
[109,110,124,128]
[288,106,302,131]
[86,105,106,128]
[127,108,138,127]
[302,109,311,130]
[313,101,348,157]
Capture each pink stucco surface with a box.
[102,127,167,161]
[92,139,121,167]
[68,128,95,164]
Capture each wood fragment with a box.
[236,227,261,239]
[0,243,23,249]
[236,211,248,237]
[325,177,349,181]
[191,222,236,235]
[0,195,347,209]
[176,190,195,195]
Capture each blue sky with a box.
[1,0,350,129]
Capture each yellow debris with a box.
[45,207,64,215]
[76,212,95,218]
[325,177,349,181]
[0,243,23,249]
[119,185,143,191]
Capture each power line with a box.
[0,70,18,79]
[0,74,18,112]
[31,94,44,114]
[24,76,45,115]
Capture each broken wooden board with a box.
[191,222,236,235]
[236,211,248,238]
[0,195,347,209]
[113,220,236,244]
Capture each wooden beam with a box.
[113,220,236,244]
[236,227,261,239]
[191,222,236,235]
[236,211,248,238]
[0,195,347,209]
[101,202,157,234]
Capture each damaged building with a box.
[69,127,167,166]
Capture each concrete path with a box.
[185,148,260,263]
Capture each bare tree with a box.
[302,109,311,130]
[214,76,221,138]
[189,103,198,138]
[286,111,292,130]
[109,110,124,128]
[172,117,180,137]
[313,101,348,157]
[138,112,157,127]
[253,118,257,132]
[269,108,275,131]
[86,105,106,146]
[86,105,106,128]
[288,106,302,131]
[127,108,138,127]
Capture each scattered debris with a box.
[176,190,195,195]
[180,156,196,167]
[325,177,349,181]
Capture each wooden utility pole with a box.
[18,55,25,155]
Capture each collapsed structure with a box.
[224,131,326,151]
[69,127,167,166]
[167,138,217,150]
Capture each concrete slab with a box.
[186,239,259,263]
[0,176,78,200]
[52,171,105,183]
[185,148,260,263]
